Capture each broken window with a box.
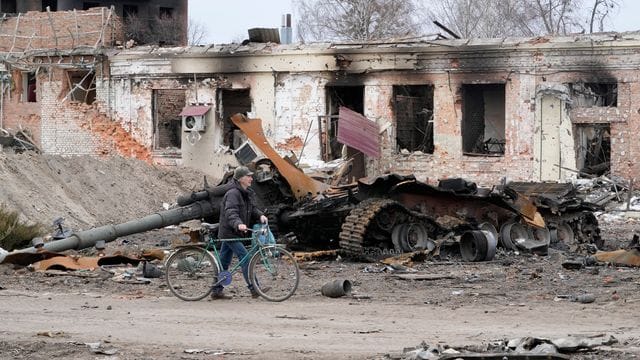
[393,85,434,154]
[218,89,251,150]
[159,7,174,19]
[321,86,364,161]
[22,72,36,103]
[575,124,610,176]
[42,0,56,11]
[82,2,100,10]
[153,89,185,150]
[1,0,16,13]
[321,85,366,180]
[123,4,138,19]
[65,71,95,104]
[461,84,505,156]
[570,82,617,107]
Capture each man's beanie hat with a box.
[233,166,254,180]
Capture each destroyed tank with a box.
[1,114,602,264]
[219,114,603,259]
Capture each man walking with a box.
[211,166,268,299]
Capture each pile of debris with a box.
[574,175,634,208]
[394,334,618,360]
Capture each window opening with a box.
[218,89,251,150]
[66,70,96,104]
[321,86,364,161]
[462,84,505,156]
[23,72,36,103]
[322,85,366,180]
[575,124,610,176]
[152,89,185,150]
[393,85,434,154]
[159,7,174,19]
[570,82,617,107]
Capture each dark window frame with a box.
[461,83,506,156]
[393,85,435,154]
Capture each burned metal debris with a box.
[1,114,607,267]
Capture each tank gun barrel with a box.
[1,200,215,262]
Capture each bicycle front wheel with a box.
[249,245,299,302]
[165,247,219,301]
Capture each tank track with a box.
[339,198,437,257]
[543,210,603,249]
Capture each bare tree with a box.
[427,0,621,38]
[295,0,422,42]
[426,0,544,38]
[188,18,209,45]
[532,0,582,35]
[588,0,620,33]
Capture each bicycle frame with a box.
[202,224,277,287]
[165,222,299,302]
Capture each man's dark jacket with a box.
[218,180,263,239]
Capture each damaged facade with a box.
[1,8,639,185]
[105,34,640,184]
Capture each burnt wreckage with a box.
[1,114,602,264]
[183,114,602,259]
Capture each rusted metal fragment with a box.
[594,248,640,267]
[510,193,539,224]
[293,250,338,262]
[508,182,575,198]
[2,250,64,267]
[337,106,380,158]
[33,249,154,271]
[381,250,430,267]
[34,256,99,271]
[231,113,330,200]
[387,180,539,228]
[33,254,146,271]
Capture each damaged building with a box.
[0,7,638,186]
[104,32,640,185]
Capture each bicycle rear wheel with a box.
[249,245,299,302]
[165,247,219,301]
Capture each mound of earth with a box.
[0,152,212,231]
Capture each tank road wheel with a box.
[375,209,398,232]
[165,247,219,301]
[392,223,433,252]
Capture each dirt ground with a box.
[1,152,640,359]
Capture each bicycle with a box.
[164,222,300,302]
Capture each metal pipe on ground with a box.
[321,279,352,298]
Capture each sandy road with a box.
[0,289,638,359]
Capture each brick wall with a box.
[37,68,150,160]
[40,75,101,155]
[0,7,123,51]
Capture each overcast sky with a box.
[188,0,640,45]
